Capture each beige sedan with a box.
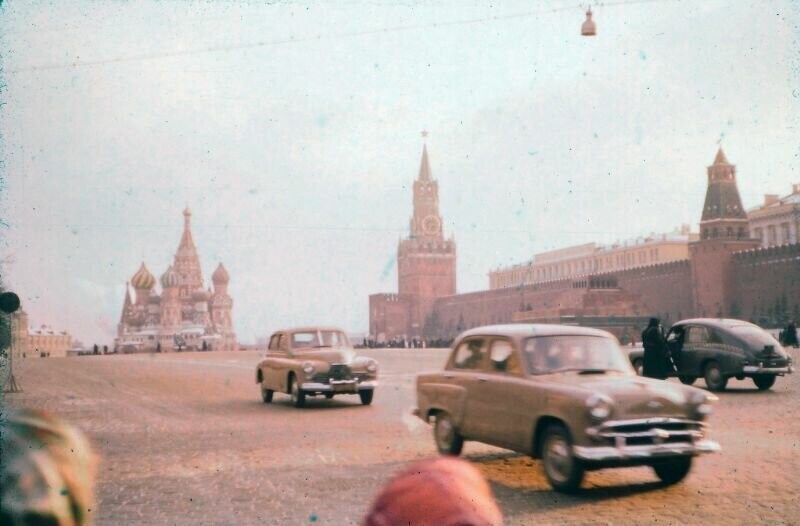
[256,327,378,407]
[415,324,720,492]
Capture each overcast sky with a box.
[1,0,798,345]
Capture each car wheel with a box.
[433,412,464,456]
[678,375,697,385]
[324,392,334,400]
[752,375,776,391]
[633,359,644,376]
[704,361,728,392]
[289,376,306,408]
[652,457,692,485]
[261,385,274,403]
[541,424,584,493]
[359,390,374,405]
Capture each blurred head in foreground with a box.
[1,409,97,526]
[363,457,503,526]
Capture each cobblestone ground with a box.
[3,347,799,525]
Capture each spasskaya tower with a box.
[397,135,456,338]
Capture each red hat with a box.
[363,457,503,526]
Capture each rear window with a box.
[729,325,782,349]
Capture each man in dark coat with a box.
[784,321,798,348]
[641,318,672,379]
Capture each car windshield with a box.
[523,335,632,374]
[729,325,783,349]
[291,330,351,349]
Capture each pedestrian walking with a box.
[641,318,672,379]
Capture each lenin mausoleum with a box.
[115,208,237,352]
[369,145,800,343]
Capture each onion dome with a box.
[131,263,156,290]
[212,263,230,285]
[160,266,179,289]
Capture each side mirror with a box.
[0,292,20,314]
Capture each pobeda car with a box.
[415,324,720,492]
[628,318,793,391]
[255,327,378,407]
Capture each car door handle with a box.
[477,376,489,382]
[444,373,455,379]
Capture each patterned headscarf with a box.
[0,408,97,526]
[363,457,503,526]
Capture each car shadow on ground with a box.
[465,451,667,511]
[229,396,374,413]
[713,387,778,395]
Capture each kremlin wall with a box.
[369,146,800,343]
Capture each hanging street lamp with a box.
[581,6,597,36]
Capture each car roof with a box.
[672,318,758,330]
[272,327,347,334]
[457,324,614,340]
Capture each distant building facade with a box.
[115,208,237,352]
[9,309,29,359]
[748,184,800,247]
[28,325,73,358]
[8,309,73,358]
[368,147,800,341]
[488,226,697,289]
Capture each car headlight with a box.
[689,390,716,419]
[366,359,378,373]
[302,361,315,375]
[586,394,613,421]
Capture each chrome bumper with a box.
[742,365,792,374]
[574,439,720,461]
[300,380,378,392]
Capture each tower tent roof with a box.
[418,144,432,181]
[713,147,729,166]
[701,148,746,222]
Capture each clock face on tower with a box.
[422,215,441,236]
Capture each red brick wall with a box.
[601,261,693,325]
[431,279,580,339]
[730,243,800,324]
[689,239,760,318]
[368,294,410,341]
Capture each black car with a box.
[629,319,793,392]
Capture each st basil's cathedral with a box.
[115,208,237,352]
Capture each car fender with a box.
[418,383,468,427]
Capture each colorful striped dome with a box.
[131,262,156,290]
[160,265,179,289]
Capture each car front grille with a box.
[312,364,354,383]
[594,418,703,447]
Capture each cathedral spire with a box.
[120,282,132,323]
[179,206,196,250]
[173,207,204,294]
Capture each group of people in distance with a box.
[1,409,504,525]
